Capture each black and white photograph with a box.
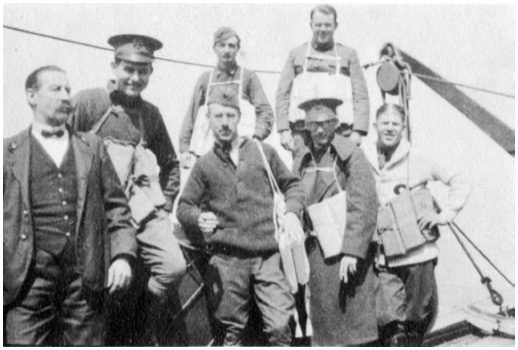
[3,3,515,347]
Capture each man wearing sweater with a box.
[177,87,305,346]
[363,104,471,346]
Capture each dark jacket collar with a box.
[216,61,239,77]
[107,80,144,109]
[297,134,356,171]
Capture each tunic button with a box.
[21,234,27,240]
[65,232,71,237]
[23,210,28,217]
[62,201,67,206]
[58,188,64,193]
[58,173,63,178]
[64,215,69,221]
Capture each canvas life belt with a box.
[255,139,310,293]
[189,67,256,157]
[376,154,439,258]
[303,158,347,259]
[289,43,354,125]
[90,105,166,225]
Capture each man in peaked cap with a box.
[69,34,187,345]
[293,97,379,346]
[178,26,274,168]
[177,85,305,346]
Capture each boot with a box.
[144,291,167,346]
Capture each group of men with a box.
[4,4,470,347]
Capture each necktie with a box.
[41,129,65,138]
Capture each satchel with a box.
[255,140,310,291]
[305,159,348,259]
[378,188,439,257]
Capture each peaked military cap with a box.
[214,26,240,46]
[108,34,163,63]
[207,86,240,111]
[298,98,343,123]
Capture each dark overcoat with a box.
[294,135,379,346]
[3,127,137,305]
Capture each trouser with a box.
[204,251,295,346]
[375,259,438,346]
[137,212,187,297]
[5,249,104,346]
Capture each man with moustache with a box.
[179,26,274,168]
[276,4,370,164]
[4,66,137,346]
[69,34,186,345]
[363,104,470,346]
[177,87,305,346]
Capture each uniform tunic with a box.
[294,135,378,346]
[70,82,180,212]
[179,63,274,154]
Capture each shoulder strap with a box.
[238,66,245,100]
[334,44,340,75]
[90,105,115,135]
[332,158,344,192]
[254,139,282,196]
[302,43,311,73]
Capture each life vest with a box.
[302,158,347,259]
[289,44,354,125]
[90,105,166,225]
[189,67,256,157]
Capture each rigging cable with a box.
[4,24,515,96]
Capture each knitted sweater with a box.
[363,138,471,266]
[177,138,304,254]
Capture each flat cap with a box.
[298,98,343,123]
[207,86,240,111]
[214,26,239,46]
[108,34,163,63]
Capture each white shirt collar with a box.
[31,120,67,136]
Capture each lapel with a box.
[8,129,31,212]
[363,138,411,175]
[70,128,93,234]
[383,138,411,171]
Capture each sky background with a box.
[3,3,515,330]
[3,3,514,140]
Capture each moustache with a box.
[57,104,74,113]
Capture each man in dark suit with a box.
[3,65,137,346]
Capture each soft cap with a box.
[213,26,239,46]
[207,86,240,111]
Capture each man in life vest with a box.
[276,4,370,166]
[179,26,274,168]
[363,104,471,346]
[69,34,187,345]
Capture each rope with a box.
[413,73,515,99]
[3,24,280,75]
[450,221,515,288]
[6,24,517,92]
[447,223,505,308]
[363,59,515,99]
